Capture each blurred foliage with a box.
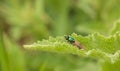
[0,0,120,71]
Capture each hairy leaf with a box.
[24,33,120,64]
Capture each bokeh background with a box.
[0,0,120,71]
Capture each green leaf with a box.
[24,33,120,63]
[24,33,120,71]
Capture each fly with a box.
[65,35,84,49]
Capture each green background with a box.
[0,0,120,71]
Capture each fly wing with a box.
[73,41,85,49]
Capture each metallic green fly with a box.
[65,35,84,49]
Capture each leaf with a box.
[24,33,120,64]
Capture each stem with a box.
[52,0,70,36]
[0,20,8,71]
